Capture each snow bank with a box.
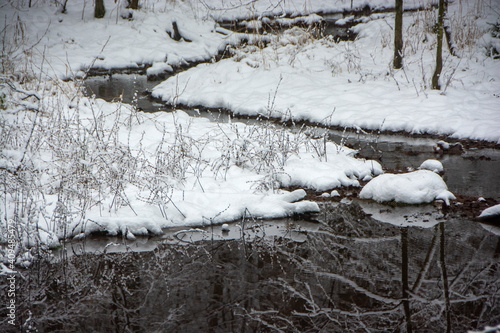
[152,7,500,143]
[359,170,456,205]
[2,0,499,258]
[201,0,437,21]
[278,150,382,191]
[3,0,499,142]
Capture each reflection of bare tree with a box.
[1,203,499,332]
[412,227,439,294]
[439,223,451,333]
[401,227,413,333]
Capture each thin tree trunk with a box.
[432,0,446,89]
[393,0,404,69]
[61,0,68,13]
[95,0,106,19]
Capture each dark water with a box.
[1,202,499,332]
[217,17,355,42]
[325,129,500,200]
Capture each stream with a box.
[3,70,498,332]
[9,202,500,332]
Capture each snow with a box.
[277,146,383,191]
[2,0,498,142]
[147,62,173,77]
[152,3,500,143]
[2,85,388,244]
[478,204,500,218]
[202,0,437,21]
[59,105,338,237]
[359,170,456,205]
[0,0,499,252]
[418,159,444,173]
[0,0,243,80]
[437,140,451,150]
[468,325,500,333]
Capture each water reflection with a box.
[357,200,447,228]
[2,202,498,332]
[84,74,163,112]
[60,219,320,257]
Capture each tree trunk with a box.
[171,21,182,41]
[95,0,106,19]
[61,0,68,13]
[393,0,404,69]
[432,0,446,89]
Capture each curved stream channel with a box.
[8,75,498,332]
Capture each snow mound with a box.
[359,170,456,205]
[418,159,444,173]
[478,204,500,218]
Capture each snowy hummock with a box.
[478,204,500,218]
[418,159,444,173]
[277,146,383,191]
[359,170,456,205]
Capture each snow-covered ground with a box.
[0,0,236,80]
[1,0,499,257]
[1,44,382,259]
[2,80,387,251]
[152,1,500,143]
